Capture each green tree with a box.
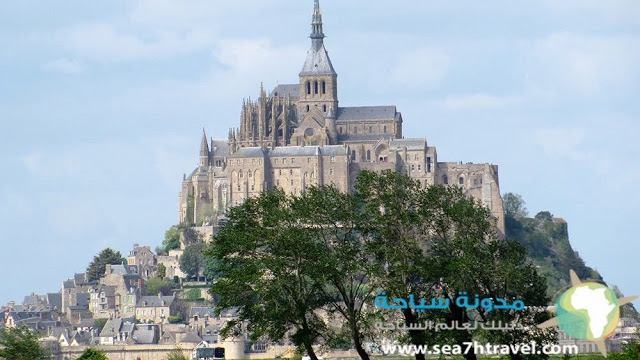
[167,347,189,360]
[86,248,125,282]
[0,326,49,360]
[535,211,554,221]
[144,277,174,296]
[77,348,108,360]
[180,243,204,279]
[156,263,167,279]
[208,189,328,360]
[164,225,181,252]
[185,288,202,300]
[503,193,528,219]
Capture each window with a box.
[442,175,448,185]
[314,81,319,94]
[290,169,293,175]
[330,169,334,176]
[411,165,415,171]
[307,157,311,163]
[306,105,310,112]
[427,157,431,173]
[459,177,464,185]
[252,159,256,165]
[330,156,336,163]
[248,171,252,178]
[239,171,243,178]
[322,81,326,94]
[243,159,247,165]
[339,127,343,134]
[383,126,387,133]
[291,158,295,164]
[236,160,240,165]
[251,185,255,191]
[306,81,311,95]
[369,126,372,134]
[415,154,419,160]
[418,164,421,171]
[366,150,371,161]
[323,104,327,112]
[279,170,282,175]
[259,159,262,165]
[291,180,294,186]
[275,159,279,164]
[351,150,356,161]
[354,126,358,134]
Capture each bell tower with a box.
[298,0,338,119]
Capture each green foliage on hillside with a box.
[504,194,639,320]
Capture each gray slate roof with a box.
[271,84,300,98]
[47,293,62,310]
[230,147,265,158]
[211,139,228,157]
[300,44,336,76]
[389,138,427,151]
[137,295,175,308]
[190,307,216,318]
[336,106,398,121]
[270,146,319,157]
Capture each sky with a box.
[0,0,639,307]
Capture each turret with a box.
[199,128,209,167]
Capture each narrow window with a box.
[459,177,464,185]
[322,81,326,94]
[427,157,431,173]
[369,126,372,134]
[314,81,319,94]
[354,126,358,134]
[306,81,311,95]
[306,105,310,112]
[411,165,415,171]
[339,127,343,134]
[443,175,448,185]
[351,150,356,160]
[323,104,327,112]
[383,126,387,133]
[366,150,371,161]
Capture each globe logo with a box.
[555,282,619,341]
[538,270,638,357]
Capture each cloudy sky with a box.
[1,0,638,306]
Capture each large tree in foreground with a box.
[86,248,125,282]
[0,326,49,360]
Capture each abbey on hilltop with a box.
[178,0,504,234]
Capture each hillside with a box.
[505,211,639,319]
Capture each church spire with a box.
[199,128,209,166]
[310,0,325,50]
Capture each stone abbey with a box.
[178,0,505,235]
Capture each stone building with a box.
[178,0,504,235]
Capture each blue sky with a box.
[1,0,638,306]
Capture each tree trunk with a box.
[350,323,370,360]
[402,308,426,360]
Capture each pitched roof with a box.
[180,331,203,344]
[190,307,216,318]
[271,84,300,98]
[300,44,336,76]
[137,295,175,308]
[230,147,265,158]
[336,106,398,122]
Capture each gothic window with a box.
[314,81,319,94]
[459,176,464,185]
[322,81,326,94]
[306,81,311,95]
[248,171,252,178]
[339,127,343,134]
[442,175,448,185]
[306,105,310,112]
[427,157,431,173]
[366,150,371,161]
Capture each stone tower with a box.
[298,0,338,143]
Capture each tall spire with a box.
[199,128,209,158]
[310,0,324,50]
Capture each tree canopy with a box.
[77,348,108,360]
[86,248,125,282]
[0,326,49,360]
[502,193,528,219]
[208,171,553,360]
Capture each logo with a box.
[538,270,638,356]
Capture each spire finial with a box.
[310,0,324,48]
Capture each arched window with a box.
[314,81,319,94]
[323,104,327,112]
[306,105,310,112]
[351,150,356,160]
[369,126,373,134]
[442,175,448,185]
[383,125,387,133]
[306,81,311,95]
[459,176,464,185]
[366,150,371,161]
[248,171,252,178]
[322,81,326,94]
[239,171,243,178]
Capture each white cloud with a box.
[60,22,215,63]
[532,128,594,162]
[438,93,523,111]
[43,58,85,74]
[527,33,640,94]
[387,47,450,89]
